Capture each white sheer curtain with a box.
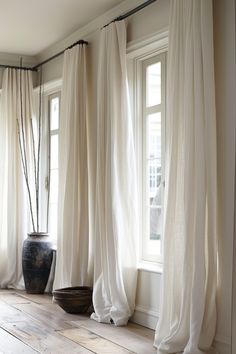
[91,20,138,326]
[154,1,217,353]
[53,44,93,289]
[0,69,34,288]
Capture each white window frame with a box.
[34,79,62,243]
[127,31,168,266]
[141,52,166,263]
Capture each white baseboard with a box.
[131,309,231,354]
[213,334,231,354]
[130,305,159,330]
[213,340,230,354]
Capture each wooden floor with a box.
[0,290,156,354]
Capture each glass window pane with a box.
[145,207,162,256]
[147,112,161,160]
[146,62,161,107]
[50,135,58,169]
[148,161,161,205]
[150,206,162,243]
[50,97,59,130]
[50,169,58,204]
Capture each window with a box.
[48,93,60,242]
[132,50,166,264]
[142,53,166,263]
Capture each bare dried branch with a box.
[36,68,43,232]
[46,102,51,232]
[17,119,36,232]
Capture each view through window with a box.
[48,94,60,242]
[141,53,166,262]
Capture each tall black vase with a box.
[22,232,53,294]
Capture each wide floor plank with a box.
[0,328,39,354]
[31,301,90,323]
[12,302,75,331]
[0,292,31,305]
[59,327,135,354]
[17,292,54,305]
[70,320,156,354]
[1,321,92,354]
[0,299,30,324]
[0,291,156,354]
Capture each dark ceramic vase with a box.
[22,232,53,294]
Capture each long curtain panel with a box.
[0,69,35,288]
[91,20,138,326]
[154,1,217,353]
[53,44,93,289]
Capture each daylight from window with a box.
[146,62,161,107]
[147,112,162,255]
[142,54,165,262]
[48,95,59,242]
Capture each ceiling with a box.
[0,0,124,56]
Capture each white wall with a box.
[127,0,169,43]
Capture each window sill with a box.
[137,261,163,274]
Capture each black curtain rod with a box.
[103,0,157,28]
[0,1,156,71]
[33,39,88,70]
[0,39,88,72]
[0,64,36,72]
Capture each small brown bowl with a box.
[53,286,93,314]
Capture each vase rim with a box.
[28,232,49,237]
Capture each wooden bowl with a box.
[53,286,93,314]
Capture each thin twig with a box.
[16,119,27,176]
[19,62,37,231]
[46,98,51,232]
[30,113,38,232]
[19,61,29,183]
[30,118,37,197]
[17,119,36,232]
[36,67,43,232]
